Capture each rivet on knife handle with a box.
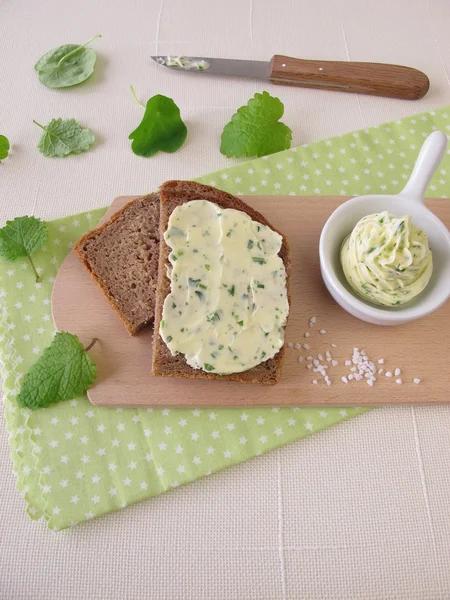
[269,55,430,100]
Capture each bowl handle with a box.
[398,130,447,202]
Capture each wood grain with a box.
[52,195,449,407]
[270,55,430,99]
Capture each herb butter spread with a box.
[160,200,289,374]
[340,211,433,306]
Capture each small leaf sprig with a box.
[129,86,187,157]
[34,34,101,89]
[17,332,98,410]
[220,91,292,158]
[0,216,47,281]
[33,118,95,157]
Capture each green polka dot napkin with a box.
[1,106,449,530]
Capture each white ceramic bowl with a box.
[319,131,450,325]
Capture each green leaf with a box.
[34,118,95,157]
[128,91,187,157]
[220,91,292,158]
[34,34,101,89]
[0,216,47,280]
[17,332,97,410]
[0,135,10,161]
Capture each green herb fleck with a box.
[204,363,215,371]
[228,284,235,296]
[247,239,254,249]
[257,283,265,289]
[237,320,244,326]
[194,290,203,300]
[252,257,266,264]
[166,336,173,343]
[218,345,224,350]
[205,264,211,271]
[199,284,207,290]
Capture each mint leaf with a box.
[220,91,292,158]
[17,332,97,410]
[129,89,187,157]
[34,118,95,157]
[0,216,47,281]
[0,135,10,161]
[34,34,101,89]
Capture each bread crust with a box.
[74,193,160,335]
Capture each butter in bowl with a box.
[319,131,450,325]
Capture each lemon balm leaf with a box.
[17,333,97,410]
[0,135,10,161]
[128,89,187,157]
[34,34,101,89]
[220,91,292,158]
[34,118,95,157]
[0,216,47,281]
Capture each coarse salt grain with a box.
[341,376,348,384]
[377,358,384,365]
[326,379,331,387]
[331,343,337,348]
[413,378,421,384]
[331,360,338,367]
[378,368,384,375]
[319,329,326,335]
[327,357,332,363]
[385,371,393,378]
[325,351,331,358]
[307,356,313,361]
[312,379,318,385]
[348,374,353,380]
[306,364,312,369]
[396,378,403,384]
[310,316,316,324]
[350,366,357,372]
[297,356,303,363]
[294,343,301,350]
[394,368,401,377]
[345,360,352,366]
[367,379,374,387]
[303,343,310,350]
[318,353,323,361]
[304,331,310,338]
[313,359,319,367]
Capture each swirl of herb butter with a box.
[340,211,433,306]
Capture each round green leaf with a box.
[34,35,100,89]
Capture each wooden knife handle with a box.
[270,55,429,100]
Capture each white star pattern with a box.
[5,107,447,526]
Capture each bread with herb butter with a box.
[74,193,160,335]
[152,181,291,385]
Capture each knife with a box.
[151,55,429,100]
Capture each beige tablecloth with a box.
[1,0,450,598]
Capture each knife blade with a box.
[151,55,429,100]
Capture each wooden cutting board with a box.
[52,195,450,407]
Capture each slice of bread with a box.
[152,181,291,385]
[74,193,160,335]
